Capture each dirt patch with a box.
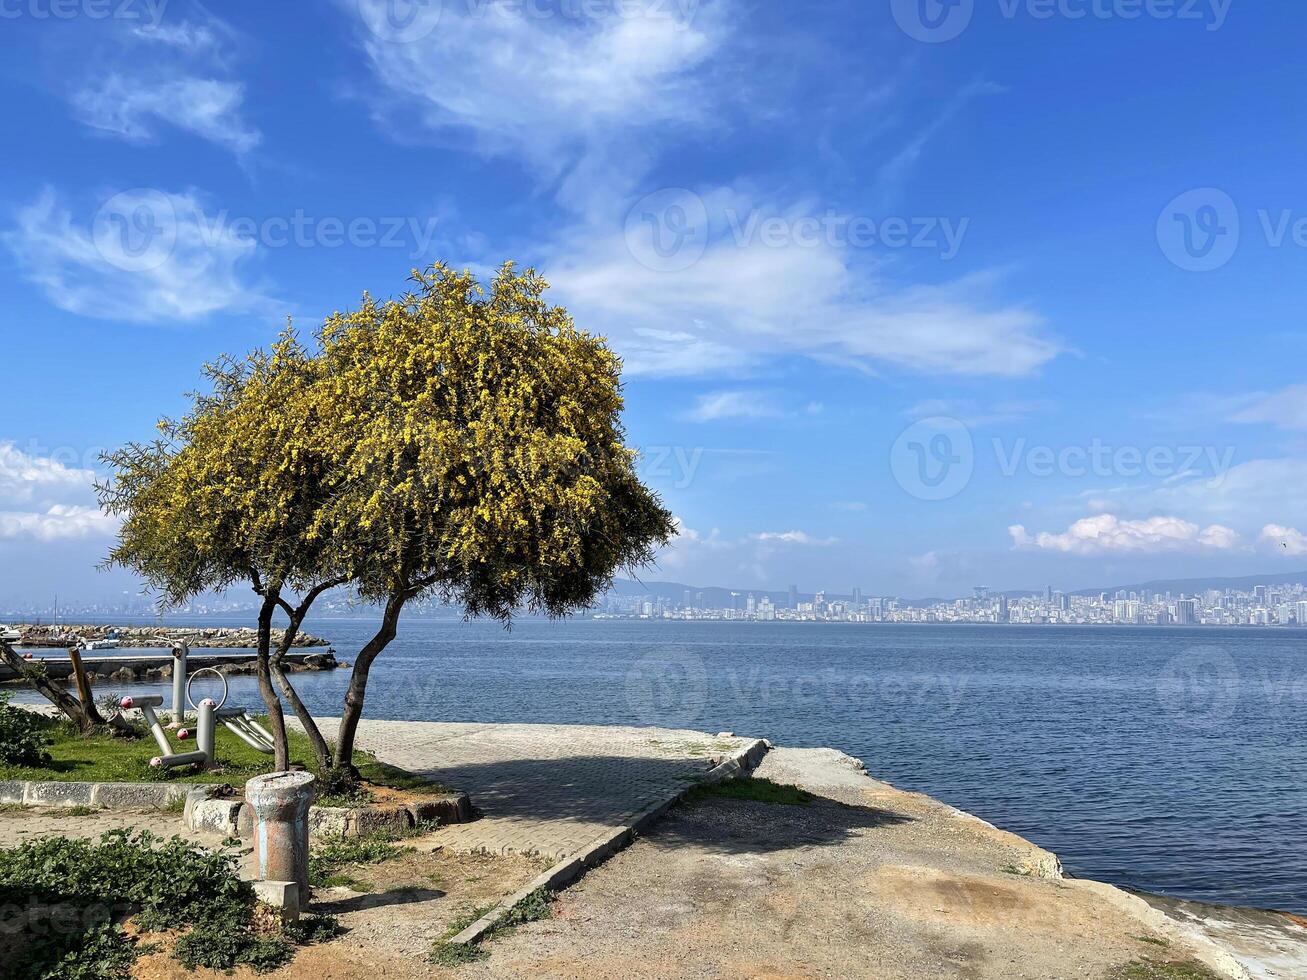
[129,842,545,979]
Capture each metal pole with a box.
[197,699,215,766]
[170,642,188,727]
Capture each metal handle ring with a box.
[186,666,229,711]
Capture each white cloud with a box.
[1227,384,1307,430]
[4,188,277,324]
[73,75,259,155]
[657,518,837,583]
[1258,524,1307,556]
[353,0,720,205]
[0,444,116,541]
[548,213,1059,378]
[0,443,96,505]
[66,10,257,158]
[349,3,1058,381]
[752,530,838,546]
[687,390,783,422]
[0,505,118,542]
[1009,514,1242,555]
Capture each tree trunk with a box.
[0,640,102,732]
[272,619,333,771]
[255,594,291,772]
[334,593,405,776]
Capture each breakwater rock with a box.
[9,625,330,650]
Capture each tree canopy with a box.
[99,262,675,775]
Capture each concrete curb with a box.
[445,737,771,948]
[0,779,187,809]
[182,784,475,840]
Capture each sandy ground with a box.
[457,748,1246,980]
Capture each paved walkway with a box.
[342,720,750,862]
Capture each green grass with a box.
[308,832,416,888]
[0,713,443,795]
[1111,960,1222,980]
[683,777,814,807]
[1131,935,1172,948]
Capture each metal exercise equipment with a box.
[186,665,275,755]
[120,694,213,769]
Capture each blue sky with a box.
[2,0,1306,606]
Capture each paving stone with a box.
[317,719,752,864]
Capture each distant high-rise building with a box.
[1175,599,1197,625]
[852,587,863,606]
[1046,585,1054,602]
[788,584,798,609]
[1255,585,1268,606]
[746,593,757,616]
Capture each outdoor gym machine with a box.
[118,661,275,768]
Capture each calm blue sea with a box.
[10,618,1306,912]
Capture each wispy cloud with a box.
[351,0,722,211]
[548,215,1058,377]
[66,8,258,158]
[73,74,259,156]
[1226,384,1307,430]
[684,389,823,422]
[4,188,278,324]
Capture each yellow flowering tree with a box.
[101,263,675,781]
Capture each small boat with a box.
[0,625,20,643]
[83,638,121,650]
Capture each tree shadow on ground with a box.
[315,886,445,914]
[645,791,915,856]
[405,752,913,856]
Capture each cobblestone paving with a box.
[341,720,750,862]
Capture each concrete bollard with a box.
[245,771,316,900]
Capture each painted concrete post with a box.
[245,771,316,899]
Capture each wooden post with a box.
[67,646,97,717]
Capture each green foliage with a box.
[27,922,140,980]
[683,778,815,807]
[173,919,294,974]
[0,830,330,977]
[283,913,341,944]
[1111,961,1222,980]
[428,940,489,967]
[308,832,415,888]
[0,692,52,766]
[495,886,554,930]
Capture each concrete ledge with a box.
[445,737,771,948]
[187,787,474,840]
[0,779,188,809]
